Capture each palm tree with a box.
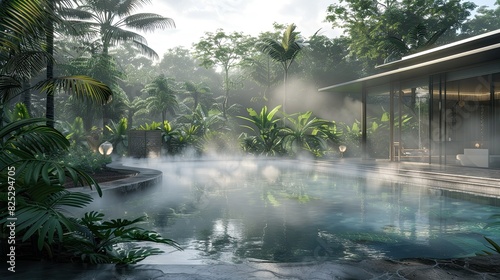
[0,0,113,127]
[125,96,148,129]
[258,24,306,114]
[72,0,175,59]
[143,74,178,123]
[184,81,212,111]
[70,0,174,129]
[0,0,47,122]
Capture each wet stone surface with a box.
[2,255,499,279]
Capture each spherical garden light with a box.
[339,145,347,158]
[99,141,113,156]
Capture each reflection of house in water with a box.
[320,29,500,168]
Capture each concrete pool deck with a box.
[315,159,500,198]
[4,159,500,279]
[3,255,499,279]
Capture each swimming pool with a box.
[89,159,500,263]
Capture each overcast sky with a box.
[138,0,497,57]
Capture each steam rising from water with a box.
[77,157,500,264]
[268,77,361,124]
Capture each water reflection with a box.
[82,160,500,263]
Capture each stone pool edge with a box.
[3,255,499,280]
[66,164,162,195]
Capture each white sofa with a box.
[456,149,489,168]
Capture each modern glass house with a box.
[319,29,500,168]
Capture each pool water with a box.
[89,160,500,263]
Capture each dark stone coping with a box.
[2,255,499,279]
[67,164,162,195]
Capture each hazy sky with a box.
[138,0,498,57]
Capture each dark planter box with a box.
[128,130,162,158]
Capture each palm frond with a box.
[106,25,148,44]
[116,0,154,16]
[124,13,175,31]
[0,0,49,50]
[258,38,287,63]
[131,39,160,60]
[35,75,112,105]
[0,76,22,103]
[282,23,297,50]
[3,51,51,80]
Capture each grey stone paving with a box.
[2,256,499,279]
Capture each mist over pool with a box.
[80,158,500,264]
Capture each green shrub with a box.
[58,145,111,173]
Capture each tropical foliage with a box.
[106,117,128,155]
[477,214,500,256]
[62,211,181,264]
[143,74,179,123]
[0,0,113,127]
[2,0,500,270]
[258,24,307,114]
[281,111,338,157]
[325,0,477,70]
[193,29,253,119]
[0,0,181,265]
[239,106,284,156]
[0,118,101,251]
[71,0,175,58]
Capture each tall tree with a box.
[258,23,306,115]
[71,0,175,128]
[45,0,56,126]
[142,74,178,123]
[184,81,212,112]
[0,0,112,127]
[0,0,47,121]
[193,29,253,119]
[158,47,220,104]
[325,0,476,69]
[300,35,362,87]
[73,0,175,59]
[461,2,500,37]
[242,26,285,104]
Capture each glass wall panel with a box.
[366,85,391,159]
[492,74,500,167]
[430,76,443,164]
[446,75,491,166]
[398,82,430,162]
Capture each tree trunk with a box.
[45,0,55,127]
[283,69,288,116]
[223,66,229,119]
[22,80,32,117]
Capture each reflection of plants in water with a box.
[161,183,211,218]
[260,169,318,207]
[193,217,242,262]
[191,183,211,210]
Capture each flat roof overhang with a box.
[377,29,500,70]
[319,42,500,94]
